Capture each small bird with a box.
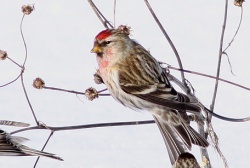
[172,152,200,168]
[91,28,208,165]
[0,129,63,160]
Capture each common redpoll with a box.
[91,28,208,164]
[172,152,200,168]
[0,129,62,160]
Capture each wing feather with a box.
[117,41,201,112]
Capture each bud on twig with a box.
[234,0,244,7]
[21,4,34,15]
[0,50,7,60]
[33,78,45,89]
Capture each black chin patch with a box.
[97,53,103,57]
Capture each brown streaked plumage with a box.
[172,152,200,168]
[0,129,62,160]
[92,28,208,165]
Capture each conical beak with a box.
[91,42,103,54]
[91,46,103,54]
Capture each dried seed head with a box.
[0,50,7,60]
[234,0,244,7]
[33,77,45,89]
[21,5,34,15]
[85,87,98,101]
[117,25,131,36]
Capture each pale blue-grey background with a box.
[0,1,249,167]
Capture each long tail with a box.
[0,129,63,161]
[153,115,208,165]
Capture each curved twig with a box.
[223,7,243,52]
[222,52,236,76]
[168,71,250,122]
[20,14,39,125]
[204,107,250,122]
[221,6,243,77]
[144,0,187,90]
[0,57,24,88]
[20,15,28,67]
[0,72,22,87]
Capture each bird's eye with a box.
[102,41,111,46]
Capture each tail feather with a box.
[153,116,187,165]
[17,145,63,161]
[172,125,192,149]
[186,126,208,147]
[153,115,209,165]
[173,121,208,148]
[0,129,63,161]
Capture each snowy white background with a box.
[0,1,250,167]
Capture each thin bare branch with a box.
[220,6,243,77]
[10,120,156,135]
[0,57,24,88]
[144,0,187,90]
[210,0,228,112]
[21,74,39,125]
[19,14,39,125]
[97,88,108,93]
[20,14,28,67]
[113,0,117,28]
[43,86,110,96]
[206,123,227,168]
[210,0,229,167]
[222,52,236,76]
[204,107,250,122]
[168,72,250,122]
[43,86,85,95]
[33,131,54,168]
[7,57,23,68]
[0,71,22,87]
[223,7,243,52]
[87,0,113,29]
[168,66,250,91]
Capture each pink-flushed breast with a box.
[97,56,109,69]
[95,29,112,40]
[96,56,110,83]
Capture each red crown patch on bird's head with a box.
[95,29,112,40]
